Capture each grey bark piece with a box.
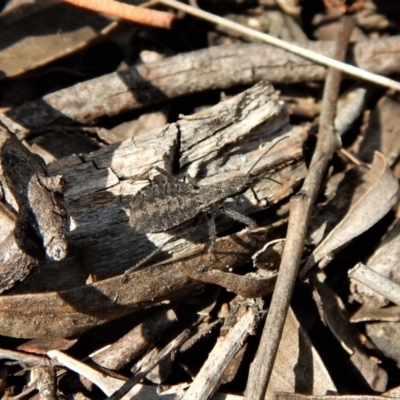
[2,37,400,136]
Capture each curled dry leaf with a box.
[304,152,400,274]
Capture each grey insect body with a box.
[130,175,251,234]
[129,137,287,234]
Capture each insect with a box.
[129,136,287,237]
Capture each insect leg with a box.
[183,174,199,189]
[220,207,257,229]
[152,166,180,182]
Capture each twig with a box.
[158,0,400,92]
[0,348,55,366]
[349,263,400,306]
[91,308,177,370]
[243,16,355,400]
[64,0,173,28]
[108,329,190,400]
[47,350,127,397]
[181,305,259,400]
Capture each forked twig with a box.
[243,16,355,400]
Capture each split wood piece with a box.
[0,227,276,338]
[2,36,400,136]
[63,0,173,28]
[244,16,353,400]
[0,127,68,292]
[31,366,57,400]
[91,308,178,370]
[48,350,129,398]
[181,301,261,400]
[9,81,306,294]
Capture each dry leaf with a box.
[304,152,400,272]
[0,3,113,79]
[266,307,336,399]
[358,95,400,166]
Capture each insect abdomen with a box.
[130,181,203,233]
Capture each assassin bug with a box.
[129,136,288,236]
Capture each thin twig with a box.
[108,329,190,400]
[349,263,400,306]
[158,0,400,92]
[182,306,259,400]
[243,16,355,400]
[64,0,173,29]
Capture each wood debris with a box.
[1,1,400,399]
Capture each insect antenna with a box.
[246,135,289,177]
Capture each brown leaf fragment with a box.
[0,3,113,79]
[17,337,77,354]
[0,126,68,262]
[350,349,388,393]
[304,152,400,273]
[220,344,247,385]
[351,304,400,323]
[178,265,276,298]
[313,279,358,354]
[307,168,366,247]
